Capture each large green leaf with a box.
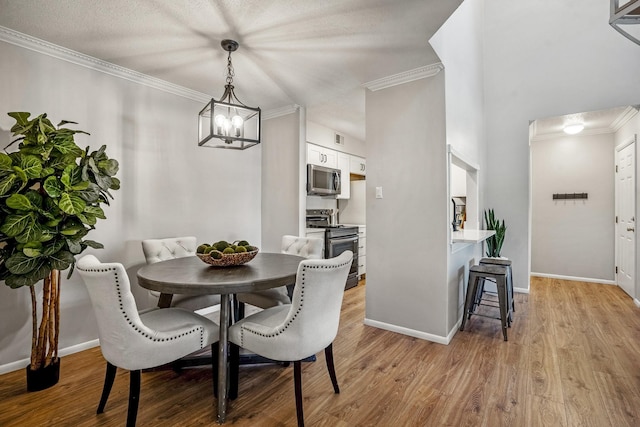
[15,221,48,244]
[98,159,119,176]
[11,166,27,184]
[43,239,65,256]
[23,247,42,258]
[49,250,74,270]
[76,212,97,226]
[60,223,83,236]
[0,174,17,196]
[43,176,63,198]
[25,190,43,209]
[71,180,89,191]
[53,137,83,156]
[84,205,106,219]
[93,174,113,191]
[20,155,43,179]
[0,213,32,237]
[7,112,31,128]
[82,240,104,249]
[5,273,40,288]
[0,153,13,172]
[5,252,41,274]
[66,238,82,254]
[75,183,100,203]
[6,194,33,211]
[40,167,55,178]
[58,193,86,215]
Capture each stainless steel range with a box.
[306,209,359,289]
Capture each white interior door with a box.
[615,137,636,297]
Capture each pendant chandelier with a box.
[610,0,640,46]
[198,39,261,150]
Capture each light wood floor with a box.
[1,277,639,426]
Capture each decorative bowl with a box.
[196,248,259,267]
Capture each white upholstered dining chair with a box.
[235,235,323,314]
[141,236,220,311]
[229,250,353,427]
[77,255,219,427]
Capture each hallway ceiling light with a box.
[563,124,585,135]
[610,0,640,46]
[198,39,261,150]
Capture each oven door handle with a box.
[329,235,358,244]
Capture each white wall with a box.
[0,39,262,370]
[338,180,366,225]
[261,111,302,252]
[365,73,448,339]
[483,0,640,293]
[531,132,615,281]
[431,0,486,335]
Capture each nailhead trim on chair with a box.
[78,265,206,347]
[239,259,352,346]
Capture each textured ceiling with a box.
[0,0,463,140]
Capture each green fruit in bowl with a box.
[210,250,223,259]
[214,241,230,251]
[204,246,215,254]
[245,245,256,252]
[235,246,247,253]
[222,247,235,254]
[196,244,209,254]
[237,240,250,246]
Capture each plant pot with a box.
[26,358,60,392]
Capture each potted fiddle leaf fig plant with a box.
[484,208,506,258]
[0,112,120,391]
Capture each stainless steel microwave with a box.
[307,164,341,196]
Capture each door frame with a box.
[614,135,637,302]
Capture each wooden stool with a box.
[478,257,514,315]
[460,264,510,341]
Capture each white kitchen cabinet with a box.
[357,226,366,277]
[336,152,351,199]
[307,143,337,168]
[350,155,366,176]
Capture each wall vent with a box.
[334,133,345,146]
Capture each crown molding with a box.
[611,105,640,132]
[0,25,211,104]
[362,63,444,92]
[263,104,300,120]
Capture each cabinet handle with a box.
[628,227,635,232]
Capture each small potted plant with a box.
[484,209,506,257]
[0,112,120,391]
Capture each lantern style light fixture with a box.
[198,39,261,149]
[610,0,640,46]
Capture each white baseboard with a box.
[634,298,640,308]
[363,318,450,345]
[530,272,615,285]
[514,286,530,294]
[0,339,100,375]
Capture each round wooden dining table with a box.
[137,252,305,424]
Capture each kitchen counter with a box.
[451,229,495,243]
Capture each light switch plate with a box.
[375,186,383,199]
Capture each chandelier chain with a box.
[226,51,235,85]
